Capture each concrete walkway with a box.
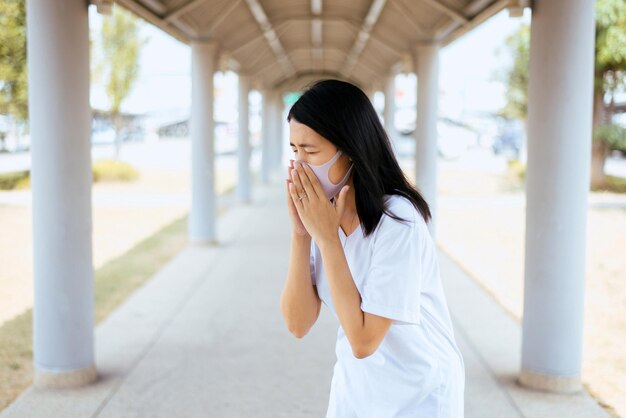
[0,180,610,417]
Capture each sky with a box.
[88,6,531,126]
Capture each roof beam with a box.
[272,14,362,28]
[418,0,469,24]
[228,20,291,57]
[388,0,432,37]
[196,0,243,37]
[163,0,209,22]
[243,0,296,77]
[310,0,323,70]
[114,0,192,43]
[340,0,388,79]
[434,0,509,46]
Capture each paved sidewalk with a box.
[0,180,610,417]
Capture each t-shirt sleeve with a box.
[310,239,317,286]
[359,205,423,325]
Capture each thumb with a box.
[336,185,350,217]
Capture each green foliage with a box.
[0,0,28,122]
[498,24,530,121]
[98,5,147,114]
[595,0,626,99]
[92,159,139,182]
[498,0,626,121]
[595,0,626,71]
[593,123,626,148]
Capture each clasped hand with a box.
[287,160,350,246]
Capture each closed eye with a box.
[292,149,317,154]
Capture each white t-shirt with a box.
[310,194,465,418]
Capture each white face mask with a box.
[300,149,354,200]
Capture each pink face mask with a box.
[301,149,354,200]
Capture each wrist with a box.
[317,234,341,253]
[292,231,312,243]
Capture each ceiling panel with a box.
[119,0,511,91]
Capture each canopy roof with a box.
[115,0,514,91]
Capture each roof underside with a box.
[115,0,511,92]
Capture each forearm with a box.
[318,237,367,355]
[280,232,318,337]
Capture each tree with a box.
[498,23,530,122]
[96,4,147,159]
[592,0,626,188]
[498,1,626,189]
[0,0,28,146]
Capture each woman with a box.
[279,79,465,417]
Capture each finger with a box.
[336,185,349,218]
[286,180,294,206]
[300,162,326,200]
[295,161,320,201]
[290,166,306,198]
[288,181,304,212]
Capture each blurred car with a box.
[91,125,116,145]
[492,121,525,159]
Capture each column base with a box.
[34,363,97,389]
[518,367,582,393]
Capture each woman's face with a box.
[289,119,352,185]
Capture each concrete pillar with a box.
[189,40,218,244]
[520,0,595,393]
[413,43,440,239]
[273,91,285,171]
[26,0,97,388]
[261,89,273,184]
[237,74,252,202]
[384,74,398,156]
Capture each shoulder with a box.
[382,194,426,226]
[372,194,430,243]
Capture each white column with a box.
[26,0,96,388]
[237,74,252,202]
[261,89,273,184]
[520,0,595,393]
[189,40,218,244]
[273,91,285,173]
[384,74,398,156]
[413,43,440,239]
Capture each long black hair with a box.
[286,78,431,238]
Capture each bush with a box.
[507,158,526,181]
[591,175,626,193]
[0,171,29,190]
[92,159,139,182]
